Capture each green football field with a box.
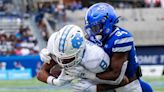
[0,76,163,92]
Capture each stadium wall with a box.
[0,55,42,78]
[136,46,164,76]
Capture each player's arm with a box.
[36,59,57,83]
[37,60,72,86]
[65,48,129,85]
[96,52,130,90]
[95,52,129,85]
[94,35,134,85]
[96,75,129,92]
[68,52,129,85]
[94,53,130,91]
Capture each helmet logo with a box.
[71,33,83,49]
[97,6,106,11]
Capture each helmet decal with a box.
[59,26,74,53]
[71,33,84,49]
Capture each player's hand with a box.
[58,69,75,82]
[72,80,96,92]
[39,48,51,64]
[65,66,96,80]
[52,69,76,86]
[37,69,49,82]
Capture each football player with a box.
[37,24,129,92]
[68,3,153,92]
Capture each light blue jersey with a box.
[103,27,139,78]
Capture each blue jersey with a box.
[102,27,139,78]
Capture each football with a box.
[50,64,62,78]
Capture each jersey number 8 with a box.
[99,60,108,70]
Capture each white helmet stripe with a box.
[59,26,74,53]
[85,9,89,24]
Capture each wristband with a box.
[47,76,55,85]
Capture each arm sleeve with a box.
[112,36,134,52]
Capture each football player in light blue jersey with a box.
[37,24,129,92]
[79,2,153,92]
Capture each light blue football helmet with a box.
[85,3,119,46]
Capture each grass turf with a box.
[0,76,163,92]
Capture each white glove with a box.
[58,69,75,82]
[65,66,96,80]
[39,48,51,64]
[48,69,76,86]
[72,80,96,92]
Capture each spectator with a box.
[13,61,25,70]
[0,62,6,70]
[4,2,15,14]
[0,1,4,11]
[57,3,66,22]
[35,61,42,74]
[0,32,37,56]
[70,1,83,11]
[14,45,22,56]
[161,0,164,8]
[0,34,8,55]
[20,47,30,56]
[145,0,161,7]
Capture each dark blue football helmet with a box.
[85,3,119,45]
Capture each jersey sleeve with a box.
[83,43,110,73]
[112,31,134,52]
[88,52,110,73]
[98,51,110,71]
[92,49,110,73]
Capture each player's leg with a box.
[72,79,115,92]
[72,79,96,92]
[138,79,153,92]
[115,79,142,92]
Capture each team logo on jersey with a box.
[71,33,83,49]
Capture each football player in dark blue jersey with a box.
[83,2,153,92]
[66,3,153,92]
